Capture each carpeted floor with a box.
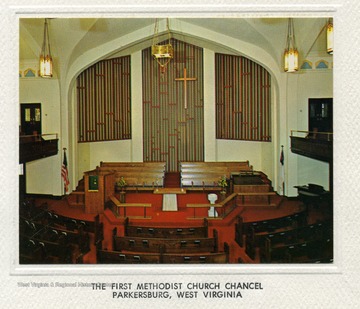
[30,190,321,264]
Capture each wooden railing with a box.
[187,191,279,220]
[20,133,59,163]
[108,196,152,219]
[290,130,333,162]
[186,193,238,219]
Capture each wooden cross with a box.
[175,67,197,109]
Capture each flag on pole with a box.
[279,146,285,195]
[280,147,284,166]
[61,149,70,193]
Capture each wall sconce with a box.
[326,18,334,54]
[39,18,53,78]
[284,18,299,73]
[151,18,173,69]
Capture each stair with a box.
[67,178,85,208]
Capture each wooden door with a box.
[20,103,42,135]
[308,98,333,134]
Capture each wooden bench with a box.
[259,221,333,262]
[180,161,253,190]
[262,237,333,263]
[97,248,162,264]
[96,241,230,264]
[20,234,73,264]
[235,209,308,247]
[124,217,208,238]
[113,228,219,254]
[45,212,104,246]
[20,217,91,254]
[246,220,333,260]
[161,243,230,263]
[99,161,166,189]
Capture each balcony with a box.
[20,133,58,163]
[290,130,333,162]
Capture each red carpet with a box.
[164,172,181,188]
[35,191,307,264]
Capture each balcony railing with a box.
[290,130,333,162]
[19,133,58,163]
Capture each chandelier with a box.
[284,18,299,73]
[39,18,53,78]
[151,18,173,68]
[326,18,334,54]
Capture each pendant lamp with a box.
[39,18,53,78]
[326,18,334,54]
[284,18,299,73]
[151,18,173,68]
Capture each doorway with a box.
[20,103,42,136]
[308,98,333,134]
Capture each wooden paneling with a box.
[77,56,131,142]
[215,53,271,141]
[142,39,204,171]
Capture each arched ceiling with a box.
[19,17,329,74]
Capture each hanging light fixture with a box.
[151,18,173,69]
[284,18,299,73]
[39,18,53,78]
[326,18,334,54]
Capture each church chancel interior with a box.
[19,17,333,264]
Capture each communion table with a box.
[153,188,187,211]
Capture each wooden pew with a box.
[124,217,208,238]
[20,217,91,254]
[46,212,96,232]
[235,209,308,248]
[96,240,229,264]
[180,161,253,190]
[262,237,333,263]
[45,212,103,246]
[113,228,219,254]
[246,220,333,261]
[96,240,162,264]
[161,243,230,264]
[20,235,73,264]
[24,207,103,247]
[99,161,166,189]
[260,221,333,262]
[20,199,49,221]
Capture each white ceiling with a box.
[19,17,330,71]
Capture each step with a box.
[68,202,85,208]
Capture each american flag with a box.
[61,149,70,193]
[279,146,285,195]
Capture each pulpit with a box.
[84,170,115,214]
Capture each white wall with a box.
[88,140,132,168]
[295,69,333,190]
[19,25,332,197]
[76,51,143,179]
[215,140,263,168]
[20,77,63,196]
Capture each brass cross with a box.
[175,67,197,109]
